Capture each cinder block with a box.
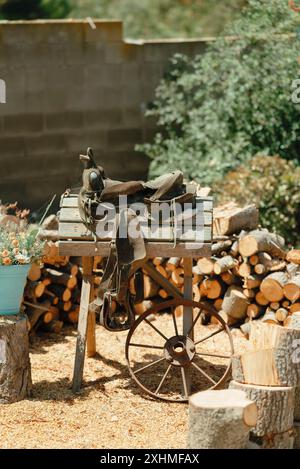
[25,134,66,156]
[104,43,125,64]
[0,136,26,157]
[107,128,143,149]
[84,109,122,128]
[4,114,44,134]
[65,130,107,153]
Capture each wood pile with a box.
[30,204,300,335]
[23,242,103,335]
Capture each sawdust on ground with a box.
[0,316,248,449]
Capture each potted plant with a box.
[0,203,44,315]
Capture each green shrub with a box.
[213,155,300,245]
[138,0,300,184]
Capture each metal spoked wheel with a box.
[125,299,234,402]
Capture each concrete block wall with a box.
[0,20,210,210]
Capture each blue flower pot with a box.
[0,264,30,315]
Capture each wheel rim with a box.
[125,299,234,402]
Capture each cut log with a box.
[282,300,290,309]
[286,249,300,265]
[153,257,165,266]
[67,309,79,324]
[134,300,154,315]
[213,204,259,236]
[24,281,45,300]
[202,278,223,300]
[221,271,235,285]
[188,389,257,449]
[283,276,300,302]
[222,286,248,319]
[211,310,239,326]
[229,240,239,258]
[213,298,223,311]
[44,268,77,290]
[243,274,261,290]
[165,257,181,271]
[211,240,232,255]
[249,321,300,385]
[260,272,288,302]
[275,308,289,323]
[143,275,159,299]
[284,312,300,328]
[25,300,51,329]
[286,262,300,278]
[59,262,79,277]
[158,289,169,299]
[249,255,259,266]
[47,284,72,302]
[229,380,295,448]
[43,306,59,324]
[0,315,32,403]
[27,262,42,282]
[270,302,280,311]
[42,320,64,334]
[261,308,279,325]
[214,256,237,275]
[239,230,286,258]
[197,258,215,275]
[238,262,251,278]
[192,265,203,285]
[171,268,184,287]
[255,291,269,306]
[243,289,255,299]
[246,304,263,319]
[289,303,300,313]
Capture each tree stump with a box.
[0,315,32,403]
[294,422,300,449]
[295,386,300,421]
[230,381,295,449]
[187,389,257,449]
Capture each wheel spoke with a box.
[191,361,217,386]
[155,364,172,395]
[171,308,179,336]
[196,351,232,359]
[129,343,164,350]
[194,327,224,346]
[133,357,165,375]
[187,309,203,336]
[144,318,169,341]
[181,367,189,398]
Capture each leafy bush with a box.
[138,0,300,184]
[69,0,246,39]
[213,155,300,245]
[0,0,71,20]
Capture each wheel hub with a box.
[164,335,195,367]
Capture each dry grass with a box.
[0,317,248,449]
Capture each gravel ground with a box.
[0,317,247,449]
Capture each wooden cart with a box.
[58,191,234,401]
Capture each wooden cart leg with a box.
[72,256,94,392]
[183,257,194,395]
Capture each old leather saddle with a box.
[78,148,196,331]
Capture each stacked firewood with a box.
[27,205,300,334]
[130,229,300,332]
[23,242,80,334]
